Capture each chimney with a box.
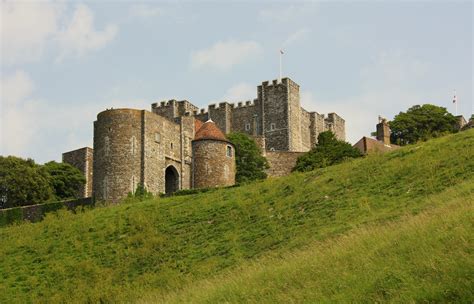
[376,118,390,145]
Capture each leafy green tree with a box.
[0,156,53,208]
[293,131,362,172]
[389,104,458,146]
[43,161,86,200]
[227,132,269,183]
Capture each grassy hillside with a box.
[1,130,473,303]
[152,186,473,303]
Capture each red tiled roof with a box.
[195,119,204,133]
[194,120,227,141]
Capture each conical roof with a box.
[194,119,227,141]
[194,119,203,133]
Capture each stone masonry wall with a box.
[231,102,259,136]
[261,79,290,151]
[62,147,93,198]
[265,151,305,177]
[192,139,235,188]
[287,78,303,151]
[93,109,143,203]
[325,113,346,141]
[209,102,233,134]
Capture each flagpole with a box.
[454,90,458,116]
[279,50,282,82]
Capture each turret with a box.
[192,120,236,188]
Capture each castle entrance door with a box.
[165,166,179,194]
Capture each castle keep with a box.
[63,77,345,202]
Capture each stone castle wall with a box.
[151,77,346,153]
[62,147,93,198]
[192,139,235,188]
[93,109,143,203]
[67,77,346,203]
[265,151,305,177]
[93,108,194,203]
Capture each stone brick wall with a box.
[325,113,346,141]
[231,101,261,136]
[93,109,143,203]
[265,151,305,177]
[62,147,93,198]
[93,108,195,203]
[192,139,235,188]
[260,79,290,151]
[209,102,233,134]
[287,78,303,151]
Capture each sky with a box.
[1,0,472,163]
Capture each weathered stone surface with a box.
[265,151,305,177]
[192,139,235,188]
[62,147,93,198]
[68,77,345,203]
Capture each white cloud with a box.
[0,1,62,65]
[129,4,163,19]
[259,4,319,23]
[222,83,256,102]
[1,71,38,156]
[283,28,311,48]
[1,70,34,106]
[56,4,118,61]
[190,40,263,70]
[300,51,433,144]
[1,1,118,65]
[0,70,153,162]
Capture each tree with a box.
[43,161,86,200]
[0,156,53,208]
[389,104,458,146]
[227,132,269,183]
[293,131,362,172]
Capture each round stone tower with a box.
[192,120,236,189]
[93,109,143,203]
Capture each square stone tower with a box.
[258,78,303,151]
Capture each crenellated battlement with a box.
[148,76,345,149]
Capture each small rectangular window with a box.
[245,123,251,131]
[226,145,232,157]
[270,123,276,131]
[155,133,161,143]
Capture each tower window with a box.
[270,123,276,131]
[155,133,161,143]
[170,142,173,149]
[245,123,251,131]
[226,145,232,157]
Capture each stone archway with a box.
[165,166,179,194]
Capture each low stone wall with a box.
[265,151,305,177]
[0,197,94,227]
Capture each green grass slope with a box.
[1,130,473,303]
[152,186,473,303]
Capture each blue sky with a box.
[1,0,472,163]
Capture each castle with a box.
[63,77,345,202]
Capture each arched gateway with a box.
[165,166,179,194]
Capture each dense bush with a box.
[0,156,53,208]
[227,132,269,183]
[43,161,86,200]
[389,104,458,145]
[293,131,362,172]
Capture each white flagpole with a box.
[279,50,282,82]
[453,90,457,116]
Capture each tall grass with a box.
[0,130,473,303]
[152,183,473,303]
